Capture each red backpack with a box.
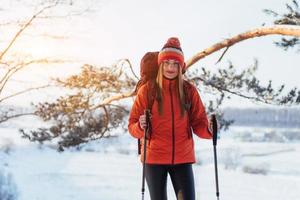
[135,51,194,154]
[134,51,160,94]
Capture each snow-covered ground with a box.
[1,117,300,200]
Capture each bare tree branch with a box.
[191,77,274,105]
[36,7,94,19]
[92,91,135,110]
[186,25,300,68]
[0,64,25,94]
[0,1,60,61]
[120,59,139,81]
[0,112,36,124]
[0,58,65,94]
[23,33,69,40]
[0,20,24,27]
[98,105,109,139]
[215,46,230,64]
[0,84,52,103]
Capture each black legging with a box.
[145,163,195,200]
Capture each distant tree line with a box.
[223,107,300,128]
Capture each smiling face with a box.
[162,59,180,79]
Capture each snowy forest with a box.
[1,0,300,200]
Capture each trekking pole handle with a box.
[211,114,218,146]
[144,109,151,132]
[144,109,150,139]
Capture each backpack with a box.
[134,51,160,94]
[135,51,194,154]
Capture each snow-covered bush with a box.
[0,168,18,200]
[0,138,15,154]
[222,147,242,170]
[236,131,253,142]
[263,131,285,143]
[282,130,300,142]
[242,163,270,175]
[236,130,291,143]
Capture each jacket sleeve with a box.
[190,86,212,139]
[128,85,147,139]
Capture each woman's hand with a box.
[139,114,147,130]
[139,114,152,130]
[208,115,214,136]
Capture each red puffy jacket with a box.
[128,78,212,164]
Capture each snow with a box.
[1,121,300,200]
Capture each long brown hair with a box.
[155,63,186,116]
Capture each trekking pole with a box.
[211,114,220,200]
[141,109,150,200]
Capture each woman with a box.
[128,37,213,200]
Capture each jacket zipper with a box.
[169,82,175,164]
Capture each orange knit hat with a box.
[157,37,185,68]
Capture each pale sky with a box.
[1,0,300,107]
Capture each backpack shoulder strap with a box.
[145,80,157,111]
[183,80,194,138]
[183,80,193,111]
